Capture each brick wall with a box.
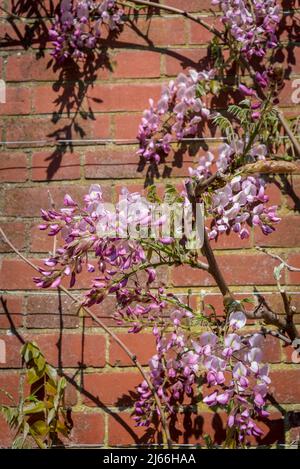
[0,0,300,447]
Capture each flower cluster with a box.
[49,0,123,62]
[132,305,271,445]
[137,69,213,163]
[202,311,271,444]
[35,185,150,304]
[212,0,280,59]
[187,144,280,240]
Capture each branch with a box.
[117,0,223,38]
[0,227,173,449]
[185,181,299,342]
[256,246,300,272]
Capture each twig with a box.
[256,246,300,272]
[260,326,292,345]
[0,227,173,449]
[117,0,223,38]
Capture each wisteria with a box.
[49,0,124,62]
[21,0,299,449]
[187,146,280,240]
[131,304,271,446]
[137,69,213,163]
[212,0,280,59]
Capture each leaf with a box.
[210,80,221,96]
[23,401,46,415]
[47,408,56,426]
[35,353,46,373]
[45,364,58,384]
[31,420,49,437]
[274,262,285,281]
[27,367,42,385]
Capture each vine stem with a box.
[117,0,223,38]
[184,182,299,342]
[0,227,173,449]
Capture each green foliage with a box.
[212,114,234,141]
[0,342,72,449]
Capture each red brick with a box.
[70,412,104,445]
[29,333,106,368]
[165,48,209,76]
[33,83,161,114]
[189,17,219,44]
[0,258,44,290]
[171,254,280,287]
[280,79,300,106]
[108,411,159,446]
[108,411,226,446]
[84,149,141,179]
[269,370,300,403]
[209,230,252,250]
[0,371,21,405]
[6,114,111,144]
[255,216,300,247]
[4,184,112,216]
[0,222,26,253]
[266,181,282,206]
[82,372,141,407]
[259,334,282,364]
[287,254,300,285]
[26,294,80,329]
[286,176,300,211]
[163,0,216,11]
[0,152,27,182]
[0,414,14,448]
[32,151,81,181]
[0,86,31,116]
[120,17,185,46]
[29,224,54,253]
[87,84,162,113]
[109,333,156,367]
[0,295,23,329]
[83,295,118,328]
[0,331,105,368]
[113,50,160,78]
[114,113,141,139]
[6,53,58,82]
[0,334,23,368]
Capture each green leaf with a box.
[31,420,49,437]
[23,401,46,415]
[45,364,58,384]
[47,408,56,426]
[274,262,285,281]
[27,367,42,385]
[210,80,221,96]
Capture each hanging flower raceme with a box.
[132,304,271,446]
[137,69,214,163]
[187,142,280,240]
[49,0,124,62]
[35,185,154,303]
[212,0,280,59]
[34,185,188,306]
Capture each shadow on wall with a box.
[0,1,298,182]
[0,295,290,448]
